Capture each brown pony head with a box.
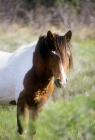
[34,30,73,88]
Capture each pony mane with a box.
[33,36,48,76]
[38,36,48,59]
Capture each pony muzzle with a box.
[56,65,68,88]
[54,78,68,88]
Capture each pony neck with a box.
[33,41,53,80]
[32,65,53,86]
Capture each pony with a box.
[16,30,73,139]
[0,42,36,105]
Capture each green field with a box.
[0,28,95,140]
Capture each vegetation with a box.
[0,0,95,38]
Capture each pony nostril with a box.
[55,78,68,88]
[57,78,60,82]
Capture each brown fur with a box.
[17,30,73,139]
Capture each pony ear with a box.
[47,30,54,40]
[65,30,72,42]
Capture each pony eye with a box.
[50,53,53,57]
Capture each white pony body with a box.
[0,42,36,105]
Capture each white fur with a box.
[52,50,57,55]
[0,42,36,105]
[60,65,67,87]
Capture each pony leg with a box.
[17,101,29,139]
[28,108,39,140]
[28,107,43,140]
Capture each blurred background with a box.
[0,0,95,140]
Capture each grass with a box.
[36,95,95,140]
[0,106,16,140]
[0,26,95,140]
[1,95,95,140]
